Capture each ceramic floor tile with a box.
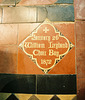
[58,95,77,100]
[76,49,85,78]
[28,95,39,100]
[0,45,17,74]
[16,0,56,6]
[0,24,18,45]
[37,75,76,94]
[77,78,85,100]
[35,94,53,100]
[50,95,60,100]
[3,7,36,23]
[18,21,75,74]
[18,47,44,74]
[0,74,36,93]
[0,93,11,100]
[75,21,85,48]
[6,94,19,100]
[15,94,32,100]
[74,0,85,20]
[18,23,40,44]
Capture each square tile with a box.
[0,74,36,93]
[75,21,85,48]
[37,75,76,94]
[0,45,17,74]
[0,24,18,45]
[18,22,75,74]
[74,0,85,20]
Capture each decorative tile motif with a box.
[28,95,39,100]
[0,93,11,100]
[50,95,60,100]
[19,19,74,74]
[6,94,19,100]
[0,93,77,100]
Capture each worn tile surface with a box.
[75,21,85,48]
[0,24,18,45]
[0,0,15,6]
[76,49,85,78]
[37,75,76,94]
[77,78,85,100]
[0,45,17,74]
[3,7,36,23]
[0,74,36,93]
[46,5,74,21]
[55,0,73,4]
[16,0,56,6]
[74,0,85,20]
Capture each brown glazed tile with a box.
[18,47,44,74]
[75,21,85,48]
[54,22,75,45]
[77,78,85,100]
[18,23,40,44]
[76,49,85,78]
[3,7,36,23]
[16,0,56,6]
[0,24,18,45]
[48,47,75,74]
[74,0,85,20]
[0,45,17,74]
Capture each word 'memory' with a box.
[24,42,45,48]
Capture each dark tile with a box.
[46,5,74,21]
[50,95,60,100]
[37,75,76,94]
[6,94,19,100]
[55,0,73,4]
[0,74,36,94]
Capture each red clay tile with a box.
[18,22,75,74]
[76,49,85,78]
[16,0,56,6]
[0,45,17,74]
[18,47,44,74]
[18,23,40,44]
[0,24,18,45]
[48,47,75,74]
[74,0,85,20]
[3,7,36,23]
[54,22,75,45]
[77,78,85,100]
[75,21,85,48]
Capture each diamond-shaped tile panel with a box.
[19,19,74,74]
[6,94,19,100]
[28,95,39,100]
[50,95,61,100]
